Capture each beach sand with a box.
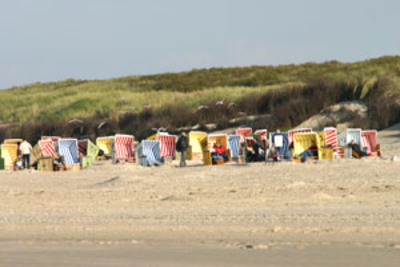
[1,126,400,266]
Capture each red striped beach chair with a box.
[114,134,134,162]
[255,129,268,149]
[157,133,177,159]
[235,127,252,144]
[361,130,378,155]
[39,139,58,158]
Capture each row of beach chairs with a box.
[0,127,379,170]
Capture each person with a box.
[212,140,229,162]
[176,132,189,167]
[248,135,265,162]
[348,140,367,158]
[13,156,23,171]
[19,139,32,169]
[53,155,66,171]
[111,139,116,164]
[267,144,277,161]
[299,140,318,163]
[273,132,284,161]
[285,143,295,161]
[375,144,381,157]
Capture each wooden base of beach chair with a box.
[191,152,203,160]
[66,164,81,171]
[212,159,225,166]
[38,157,54,172]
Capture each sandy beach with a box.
[1,127,400,266]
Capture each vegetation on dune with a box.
[1,56,400,142]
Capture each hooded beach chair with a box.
[136,140,163,166]
[204,133,229,166]
[39,139,58,158]
[42,136,61,152]
[157,133,177,159]
[114,134,135,162]
[228,135,241,159]
[4,139,23,145]
[58,139,80,165]
[293,132,322,159]
[188,131,207,160]
[288,128,312,147]
[236,127,253,144]
[361,130,378,155]
[0,144,18,170]
[96,136,114,157]
[337,128,362,148]
[269,132,289,158]
[79,139,99,167]
[318,127,341,157]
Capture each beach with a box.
[1,128,400,266]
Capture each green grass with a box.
[1,56,400,124]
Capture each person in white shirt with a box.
[19,140,32,169]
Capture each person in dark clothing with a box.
[176,132,189,167]
[349,140,367,158]
[299,141,318,163]
[285,143,295,161]
[249,135,265,162]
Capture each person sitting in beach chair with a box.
[53,155,66,171]
[247,135,265,162]
[267,144,277,162]
[211,140,229,163]
[285,143,296,162]
[299,141,318,163]
[349,140,367,159]
[13,156,23,171]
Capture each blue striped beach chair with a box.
[58,139,80,165]
[269,132,289,159]
[136,140,163,166]
[228,135,241,159]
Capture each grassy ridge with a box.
[1,56,400,124]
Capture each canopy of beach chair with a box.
[361,130,378,154]
[58,139,79,165]
[157,133,177,158]
[1,144,18,169]
[96,136,114,156]
[288,128,312,146]
[189,131,207,154]
[115,134,135,161]
[4,139,23,145]
[235,127,252,144]
[141,140,161,164]
[269,132,289,155]
[39,139,58,158]
[293,132,321,156]
[228,135,241,158]
[338,128,362,147]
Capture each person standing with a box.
[19,140,32,169]
[111,139,116,164]
[176,132,189,167]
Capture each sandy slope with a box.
[1,126,400,266]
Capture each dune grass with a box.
[1,56,400,124]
